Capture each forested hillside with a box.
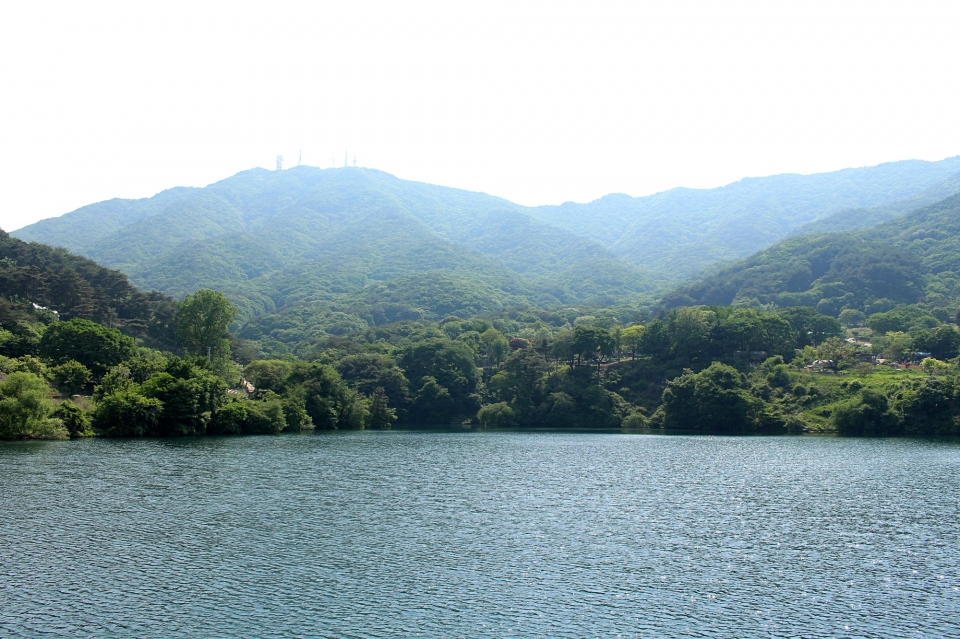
[530,157,960,279]
[4,232,960,442]
[13,167,654,337]
[663,193,960,315]
[0,230,178,351]
[786,170,960,237]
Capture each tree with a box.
[335,353,410,414]
[243,359,294,394]
[669,307,717,362]
[839,309,866,328]
[38,318,135,377]
[51,360,91,394]
[52,400,91,437]
[572,325,613,368]
[879,331,913,361]
[913,325,960,360]
[490,347,552,415]
[411,376,456,423]
[867,306,939,334]
[399,339,479,416]
[921,357,950,377]
[891,377,960,436]
[832,389,897,436]
[660,363,766,432]
[365,387,397,429]
[480,329,509,368]
[638,320,671,360]
[816,337,858,370]
[0,372,65,440]
[174,289,236,357]
[777,307,842,347]
[621,325,644,359]
[477,402,519,428]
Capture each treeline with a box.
[4,280,960,440]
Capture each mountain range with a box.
[664,192,960,315]
[10,156,960,349]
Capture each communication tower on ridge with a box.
[344,151,348,167]
[297,150,301,166]
[275,155,284,171]
[353,156,357,167]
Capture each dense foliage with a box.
[665,194,960,316]
[0,230,178,350]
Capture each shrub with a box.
[92,390,163,437]
[621,411,649,429]
[52,400,92,437]
[831,389,898,436]
[0,372,55,440]
[51,360,91,394]
[477,402,519,428]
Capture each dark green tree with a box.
[52,400,91,437]
[399,339,479,417]
[912,325,960,360]
[365,387,397,430]
[891,377,959,436]
[832,389,898,436]
[38,318,135,377]
[660,362,766,432]
[777,307,842,347]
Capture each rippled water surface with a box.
[1,433,959,638]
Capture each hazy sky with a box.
[2,1,960,231]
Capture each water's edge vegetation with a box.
[4,283,960,440]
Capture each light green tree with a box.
[921,357,950,376]
[51,360,91,394]
[174,289,236,358]
[0,372,67,440]
[621,325,644,359]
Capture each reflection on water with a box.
[1,433,958,638]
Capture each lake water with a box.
[1,432,958,638]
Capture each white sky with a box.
[2,1,960,231]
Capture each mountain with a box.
[13,168,654,347]
[786,170,960,237]
[662,193,960,315]
[528,157,960,279]
[13,158,960,349]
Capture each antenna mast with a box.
[344,150,348,167]
[297,150,302,166]
[275,155,284,171]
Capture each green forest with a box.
[665,193,960,314]
[4,227,960,440]
[13,159,960,350]
[7,165,960,441]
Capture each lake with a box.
[1,432,958,638]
